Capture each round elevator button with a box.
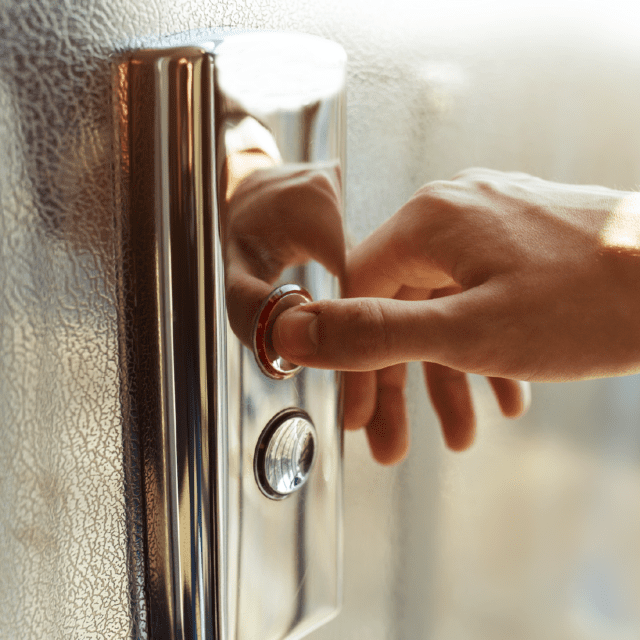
[252,284,313,380]
[254,409,317,499]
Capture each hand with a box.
[272,168,640,463]
[222,149,345,350]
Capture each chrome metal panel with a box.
[116,30,345,640]
[116,46,220,639]
[213,32,345,640]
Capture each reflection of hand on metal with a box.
[221,116,283,202]
[221,145,345,353]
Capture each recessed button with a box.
[254,409,317,499]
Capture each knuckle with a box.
[272,171,340,223]
[414,179,452,203]
[506,170,535,182]
[451,167,480,181]
[451,167,504,195]
[410,180,465,227]
[308,170,341,209]
[306,168,336,192]
[473,178,497,193]
[451,166,491,181]
[277,169,335,201]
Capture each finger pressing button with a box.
[252,284,313,379]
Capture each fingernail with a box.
[276,309,318,357]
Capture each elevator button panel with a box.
[118,28,346,640]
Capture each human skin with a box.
[225,160,533,464]
[223,155,346,348]
[273,168,640,464]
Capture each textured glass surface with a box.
[2,1,640,639]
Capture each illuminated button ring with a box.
[252,284,313,380]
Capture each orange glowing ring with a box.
[252,284,313,380]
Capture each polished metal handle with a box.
[115,28,346,640]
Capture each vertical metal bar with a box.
[118,31,346,640]
[120,47,218,640]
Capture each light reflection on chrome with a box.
[116,29,345,640]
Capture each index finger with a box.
[346,195,457,299]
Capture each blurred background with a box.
[314,3,640,639]
[2,1,640,638]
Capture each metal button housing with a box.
[254,409,317,499]
[252,284,313,379]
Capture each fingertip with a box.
[343,371,376,431]
[423,362,476,452]
[272,307,319,360]
[365,385,410,466]
[443,421,476,451]
[367,425,410,465]
[488,377,532,418]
